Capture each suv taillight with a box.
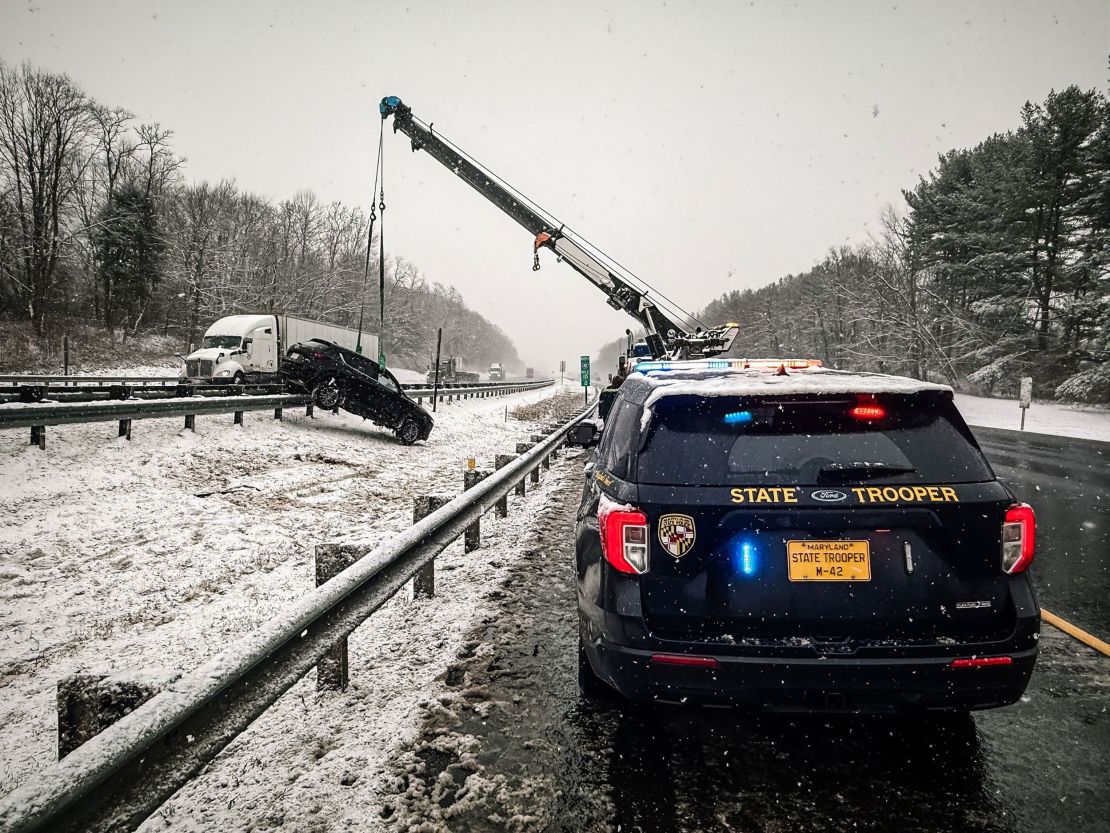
[1002,503,1035,574]
[599,495,649,575]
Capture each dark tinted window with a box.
[339,349,379,379]
[636,393,992,486]
[597,397,643,481]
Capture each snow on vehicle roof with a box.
[627,363,951,409]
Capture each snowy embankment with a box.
[954,392,1109,443]
[0,381,577,816]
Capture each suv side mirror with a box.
[567,421,599,447]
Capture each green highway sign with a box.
[580,355,590,387]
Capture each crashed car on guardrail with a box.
[280,339,433,445]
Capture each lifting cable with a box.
[408,115,706,333]
[359,119,388,362]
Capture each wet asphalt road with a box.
[386,436,1108,833]
[972,427,1109,636]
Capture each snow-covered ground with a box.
[0,382,577,815]
[954,392,1109,443]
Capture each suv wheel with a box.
[396,418,420,445]
[313,383,340,409]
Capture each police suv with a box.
[570,359,1038,712]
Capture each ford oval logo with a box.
[812,489,848,502]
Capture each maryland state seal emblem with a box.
[658,513,696,559]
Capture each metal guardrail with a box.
[0,376,552,405]
[0,380,554,447]
[0,400,595,833]
[0,394,309,430]
[405,379,553,403]
[0,394,310,448]
[0,374,541,389]
[0,374,181,386]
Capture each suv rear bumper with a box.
[587,637,1037,712]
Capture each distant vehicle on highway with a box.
[427,357,479,386]
[488,362,505,381]
[183,314,373,385]
[569,358,1038,712]
[281,339,432,445]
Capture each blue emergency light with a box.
[729,536,761,577]
[723,410,754,425]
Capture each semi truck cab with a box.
[184,314,371,384]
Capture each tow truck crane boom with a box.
[379,96,738,360]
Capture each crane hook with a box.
[533,232,551,272]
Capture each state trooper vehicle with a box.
[569,359,1038,712]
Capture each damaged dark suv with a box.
[281,339,433,445]
[572,359,1038,712]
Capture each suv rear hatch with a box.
[633,392,1017,647]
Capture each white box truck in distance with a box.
[183,314,377,384]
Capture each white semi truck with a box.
[183,314,376,384]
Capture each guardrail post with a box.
[412,496,450,598]
[463,468,490,552]
[274,407,283,421]
[517,442,539,484]
[234,410,244,426]
[184,414,195,431]
[495,454,514,516]
[315,544,361,691]
[30,425,45,449]
[118,419,132,440]
[531,434,551,468]
[57,673,166,759]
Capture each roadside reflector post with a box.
[184,414,195,432]
[412,495,450,599]
[517,442,539,484]
[314,544,361,691]
[57,673,168,759]
[30,425,45,449]
[306,403,314,418]
[274,407,283,421]
[463,469,489,552]
[234,410,244,426]
[118,419,132,440]
[495,454,515,516]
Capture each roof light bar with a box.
[633,358,823,374]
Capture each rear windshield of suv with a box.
[636,393,992,486]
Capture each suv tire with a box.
[578,637,615,701]
[396,418,420,445]
[313,383,340,410]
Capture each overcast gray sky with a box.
[2,0,1107,373]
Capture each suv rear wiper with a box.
[817,463,916,483]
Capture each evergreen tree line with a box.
[697,85,1110,403]
[0,60,521,372]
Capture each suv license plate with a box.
[787,540,871,581]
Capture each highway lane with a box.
[383,437,1109,833]
[972,427,1109,636]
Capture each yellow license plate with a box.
[787,540,871,581]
